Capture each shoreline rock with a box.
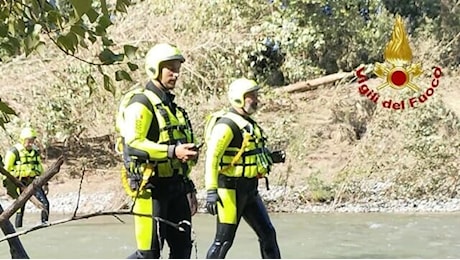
[1,185,460,215]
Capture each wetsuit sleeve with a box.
[3,150,16,173]
[123,101,170,160]
[205,123,234,190]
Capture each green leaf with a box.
[0,24,8,37]
[0,42,17,56]
[102,36,114,46]
[9,19,25,37]
[94,26,105,37]
[87,31,97,43]
[57,32,79,54]
[86,75,96,96]
[127,62,139,71]
[0,114,11,129]
[24,25,42,56]
[101,0,109,16]
[116,0,131,13]
[35,41,46,57]
[46,10,64,29]
[95,15,112,36]
[70,25,86,38]
[0,100,17,115]
[0,99,16,127]
[98,14,112,28]
[79,39,89,48]
[115,70,133,81]
[103,74,115,96]
[85,7,100,23]
[70,0,92,18]
[98,48,124,64]
[123,44,138,59]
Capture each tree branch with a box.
[0,156,65,225]
[0,204,29,259]
[0,168,46,211]
[0,210,188,243]
[72,166,86,217]
[274,71,355,94]
[42,28,124,67]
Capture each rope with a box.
[120,164,153,198]
[154,218,196,258]
[219,132,251,173]
[121,164,198,258]
[156,218,163,259]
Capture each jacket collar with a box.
[146,81,176,104]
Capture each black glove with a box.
[128,172,142,191]
[206,189,222,215]
[270,150,286,163]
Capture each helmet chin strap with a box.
[154,79,169,92]
[242,103,256,115]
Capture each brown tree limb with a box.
[0,167,46,211]
[275,71,355,93]
[0,156,65,224]
[0,210,187,243]
[0,204,29,259]
[72,166,86,217]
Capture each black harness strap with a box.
[177,106,194,143]
[12,147,39,165]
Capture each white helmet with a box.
[227,78,260,108]
[145,43,185,80]
[20,127,37,141]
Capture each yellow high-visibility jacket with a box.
[205,110,273,190]
[4,143,44,179]
[120,82,196,178]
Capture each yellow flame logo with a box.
[374,15,423,92]
[384,16,413,64]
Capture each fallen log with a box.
[0,156,64,225]
[275,71,354,93]
[0,204,29,259]
[0,168,46,211]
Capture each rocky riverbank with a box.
[2,184,460,216]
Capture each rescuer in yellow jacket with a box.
[204,78,285,259]
[2,127,49,228]
[117,43,199,259]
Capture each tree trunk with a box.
[275,71,354,93]
[0,204,29,259]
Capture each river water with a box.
[1,212,460,259]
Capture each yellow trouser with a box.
[217,188,238,224]
[133,190,154,251]
[216,175,258,225]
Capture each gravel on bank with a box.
[1,185,460,215]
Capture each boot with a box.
[41,210,49,224]
[15,213,23,228]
